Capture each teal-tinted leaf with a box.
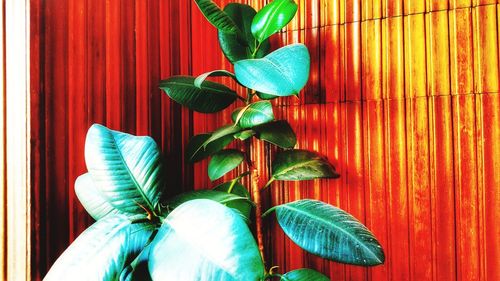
[194,0,239,33]
[265,199,385,266]
[234,129,256,140]
[233,101,274,129]
[74,173,125,220]
[271,149,339,181]
[218,3,271,63]
[194,70,237,88]
[281,268,330,281]
[44,215,155,281]
[160,76,237,113]
[185,125,241,163]
[254,120,296,149]
[214,181,252,222]
[85,124,166,216]
[235,44,310,96]
[148,200,265,280]
[251,0,298,42]
[119,244,153,281]
[208,149,245,181]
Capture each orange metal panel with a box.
[382,0,403,18]
[449,8,474,95]
[404,0,426,15]
[426,10,451,96]
[322,25,345,103]
[361,19,382,100]
[451,0,472,9]
[426,0,449,12]
[404,14,428,98]
[345,0,361,23]
[345,22,361,101]
[362,0,382,21]
[473,5,500,94]
[321,0,341,25]
[382,17,405,100]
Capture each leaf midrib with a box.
[279,203,382,263]
[273,158,319,179]
[164,80,236,97]
[258,0,289,41]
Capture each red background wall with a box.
[30,0,500,280]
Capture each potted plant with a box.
[44,0,384,280]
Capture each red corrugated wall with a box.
[30,0,500,280]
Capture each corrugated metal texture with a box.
[30,0,500,280]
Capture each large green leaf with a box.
[234,44,310,96]
[44,215,155,281]
[254,120,296,149]
[185,125,241,163]
[251,0,298,42]
[281,268,330,281]
[194,70,237,88]
[233,101,274,129]
[218,3,271,63]
[119,244,153,281]
[208,149,245,181]
[74,173,124,220]
[213,181,252,221]
[271,149,339,181]
[85,124,166,216]
[160,76,237,113]
[194,0,239,34]
[166,190,252,222]
[148,199,265,280]
[265,199,385,266]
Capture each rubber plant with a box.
[45,0,385,280]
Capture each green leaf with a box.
[265,199,385,266]
[194,70,237,88]
[44,215,155,281]
[119,244,153,281]
[254,120,296,149]
[218,3,271,63]
[213,181,252,221]
[234,129,256,140]
[185,125,241,163]
[271,149,339,181]
[233,101,275,129]
[85,124,166,216]
[256,91,278,100]
[281,268,330,281]
[74,173,125,220]
[251,0,298,42]
[160,76,237,113]
[208,149,245,181]
[235,44,310,96]
[203,125,242,148]
[148,199,265,280]
[194,0,239,34]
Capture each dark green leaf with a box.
[194,70,237,88]
[185,125,241,163]
[208,149,245,181]
[235,44,310,96]
[218,3,271,63]
[148,200,265,280]
[85,124,166,216]
[254,120,296,149]
[213,181,252,221]
[281,268,330,281]
[194,0,239,33]
[251,0,298,42]
[160,76,237,113]
[44,215,155,280]
[271,149,339,180]
[256,91,278,100]
[234,129,256,140]
[265,199,385,266]
[233,101,274,129]
[203,125,242,148]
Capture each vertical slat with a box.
[449,8,474,95]
[404,14,427,98]
[0,0,5,277]
[345,22,361,101]
[105,0,122,129]
[382,16,404,100]
[361,19,382,101]
[425,10,451,96]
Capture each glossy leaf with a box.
[85,124,166,216]
[271,149,339,181]
[218,3,271,63]
[254,120,296,149]
[265,199,385,266]
[119,244,153,281]
[208,149,245,181]
[74,173,124,221]
[148,199,265,280]
[44,215,154,281]
[234,44,310,96]
[194,70,237,88]
[281,268,330,281]
[194,0,239,34]
[256,91,278,100]
[233,101,274,129]
[213,181,252,221]
[185,125,241,163]
[159,76,237,113]
[251,0,298,42]
[234,130,256,140]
